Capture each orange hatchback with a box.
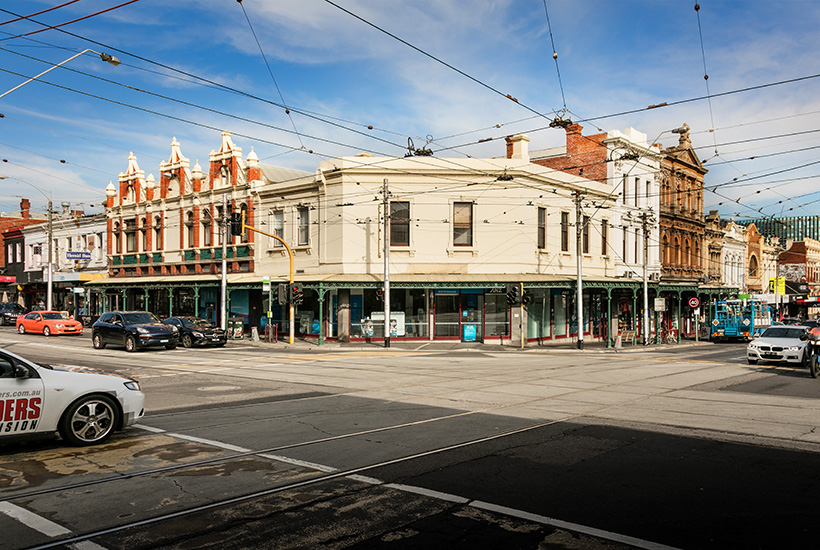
[17,311,84,336]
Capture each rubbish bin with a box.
[228,317,244,340]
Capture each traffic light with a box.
[290,283,304,306]
[375,289,383,302]
[277,283,287,305]
[522,291,532,306]
[230,212,243,237]
[506,283,521,306]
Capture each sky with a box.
[1,0,819,224]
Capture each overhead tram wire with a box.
[0,0,81,26]
[0,8,414,154]
[1,0,141,40]
[236,0,304,150]
[0,61,402,155]
[322,0,558,123]
[694,2,719,159]
[542,0,567,112]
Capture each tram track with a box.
[3,360,744,550]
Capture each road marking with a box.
[142,429,679,550]
[134,424,165,433]
[384,483,469,504]
[470,501,682,550]
[170,434,251,453]
[0,502,70,536]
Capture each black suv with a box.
[0,302,26,326]
[163,316,227,348]
[92,311,179,352]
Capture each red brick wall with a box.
[530,124,608,184]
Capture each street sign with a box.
[654,298,665,312]
[66,251,91,260]
[688,297,700,308]
[262,276,270,293]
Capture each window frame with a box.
[297,206,310,246]
[390,201,410,247]
[560,211,569,252]
[537,207,546,250]
[452,202,473,247]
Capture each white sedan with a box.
[747,326,810,366]
[0,347,144,446]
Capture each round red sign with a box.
[688,297,700,308]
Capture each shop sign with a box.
[72,287,84,294]
[0,276,15,283]
[66,251,91,260]
[434,289,459,295]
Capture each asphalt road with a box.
[1,328,820,549]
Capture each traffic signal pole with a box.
[239,212,296,344]
[575,192,584,350]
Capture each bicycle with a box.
[659,327,677,344]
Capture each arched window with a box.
[240,203,248,243]
[114,222,122,254]
[662,234,669,265]
[202,209,212,247]
[126,184,135,203]
[694,241,701,269]
[141,217,148,252]
[674,236,681,265]
[684,239,691,267]
[186,211,195,248]
[749,255,759,277]
[154,216,162,251]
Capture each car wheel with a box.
[182,334,193,348]
[125,335,137,352]
[43,326,51,337]
[811,356,819,379]
[747,358,758,365]
[92,333,105,349]
[58,394,120,446]
[0,316,5,326]
[17,324,25,334]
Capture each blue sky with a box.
[1,0,819,223]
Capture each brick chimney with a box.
[20,198,30,219]
[565,123,585,156]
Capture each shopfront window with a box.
[434,293,460,337]
[485,293,510,338]
[554,293,567,337]
[526,289,551,339]
[352,289,428,338]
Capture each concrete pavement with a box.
[180,336,820,452]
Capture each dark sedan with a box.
[92,311,179,352]
[163,316,227,348]
[0,302,26,326]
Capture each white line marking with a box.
[0,502,70,536]
[71,541,108,550]
[346,475,383,485]
[136,429,677,550]
[384,483,469,504]
[133,424,165,433]
[257,453,338,473]
[470,501,682,550]
[170,434,251,453]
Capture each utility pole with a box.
[383,178,391,348]
[220,192,228,330]
[575,191,584,350]
[641,211,651,345]
[46,199,53,311]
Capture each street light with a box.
[0,48,121,100]
[0,176,52,310]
